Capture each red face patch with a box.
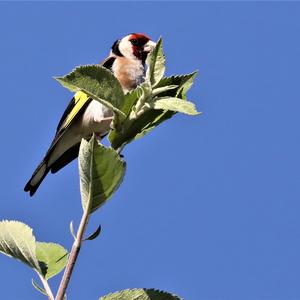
[129,33,151,60]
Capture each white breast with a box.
[81,100,113,137]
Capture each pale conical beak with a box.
[143,40,156,53]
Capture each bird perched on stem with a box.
[24,33,156,196]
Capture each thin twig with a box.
[55,208,90,300]
[37,272,54,300]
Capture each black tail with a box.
[24,160,50,196]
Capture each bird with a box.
[24,33,156,196]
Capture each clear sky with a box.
[0,2,299,300]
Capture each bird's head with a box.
[111,33,156,62]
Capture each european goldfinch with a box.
[24,33,156,196]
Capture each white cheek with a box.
[119,41,136,60]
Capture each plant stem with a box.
[116,144,125,155]
[55,208,90,300]
[37,273,54,300]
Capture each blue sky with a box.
[0,2,300,300]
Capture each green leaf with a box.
[84,225,102,241]
[109,108,175,150]
[176,71,198,99]
[31,278,47,296]
[154,72,198,99]
[121,86,141,117]
[0,220,41,273]
[79,135,126,214]
[100,288,182,300]
[132,82,152,115]
[110,86,142,133]
[153,97,200,115]
[69,221,76,240]
[146,38,165,87]
[36,242,68,280]
[0,221,68,280]
[55,65,125,118]
[108,71,199,149]
[152,85,178,97]
[133,110,176,141]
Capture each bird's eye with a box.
[130,39,138,46]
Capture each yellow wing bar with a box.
[63,91,90,129]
